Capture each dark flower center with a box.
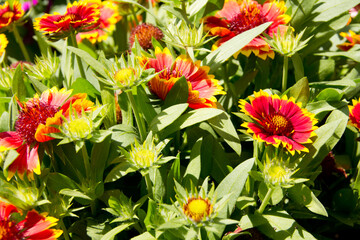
[263,114,293,136]
[15,99,58,144]
[229,1,265,35]
[0,219,20,239]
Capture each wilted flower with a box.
[264,28,311,57]
[0,88,93,180]
[239,90,317,155]
[34,1,100,41]
[129,23,164,50]
[203,0,291,59]
[337,30,360,51]
[0,201,62,239]
[77,0,121,44]
[0,1,24,30]
[140,47,225,109]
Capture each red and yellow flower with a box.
[203,0,291,60]
[34,1,100,40]
[140,47,225,109]
[239,90,317,155]
[77,0,121,44]
[129,23,164,50]
[337,30,360,51]
[0,201,62,239]
[0,1,24,29]
[349,97,360,130]
[0,87,94,180]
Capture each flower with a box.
[34,1,100,41]
[129,23,164,50]
[22,0,39,12]
[113,67,137,89]
[239,90,317,155]
[0,1,24,29]
[0,33,8,56]
[349,97,360,130]
[0,201,62,239]
[337,30,360,51]
[182,196,213,222]
[203,0,291,60]
[140,47,225,109]
[0,87,94,180]
[77,0,121,44]
[263,157,294,186]
[128,139,162,170]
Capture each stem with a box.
[90,199,97,216]
[59,219,71,240]
[126,90,146,142]
[69,32,86,79]
[130,5,139,25]
[133,222,143,234]
[144,173,153,197]
[282,56,289,92]
[81,144,91,179]
[12,25,31,62]
[258,186,275,214]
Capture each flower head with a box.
[239,90,317,155]
[349,97,360,130]
[0,33,8,57]
[34,1,100,41]
[0,1,24,30]
[77,0,121,44]
[204,0,290,60]
[337,30,360,51]
[0,201,62,239]
[263,155,294,186]
[183,196,213,222]
[128,139,162,170]
[129,23,164,50]
[140,47,225,109]
[0,87,94,180]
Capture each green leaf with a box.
[165,153,181,203]
[91,135,111,183]
[288,0,317,29]
[188,0,209,17]
[11,64,26,101]
[3,149,19,174]
[159,108,224,139]
[60,189,92,200]
[70,78,100,99]
[134,85,157,124]
[315,50,360,63]
[291,52,305,81]
[315,88,343,102]
[309,78,357,88]
[208,112,241,156]
[105,161,137,183]
[163,76,189,109]
[131,232,156,240]
[100,222,134,240]
[101,89,117,128]
[216,158,255,218]
[312,0,359,22]
[67,46,107,78]
[203,22,272,69]
[149,103,188,132]
[288,77,310,106]
[183,137,202,188]
[28,77,48,93]
[287,184,328,216]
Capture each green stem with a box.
[12,25,31,62]
[258,186,275,214]
[60,219,70,240]
[90,199,97,216]
[144,173,153,197]
[282,56,289,93]
[133,222,143,234]
[81,144,90,179]
[130,5,139,25]
[69,32,86,79]
[126,90,146,142]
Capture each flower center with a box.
[114,68,135,87]
[183,197,213,222]
[263,114,293,136]
[0,219,19,239]
[132,149,156,168]
[229,1,265,35]
[15,99,58,145]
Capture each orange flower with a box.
[239,90,317,155]
[77,0,121,44]
[337,30,360,51]
[34,1,100,40]
[0,201,62,239]
[141,47,225,109]
[0,87,94,180]
[204,0,290,60]
[0,1,24,29]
